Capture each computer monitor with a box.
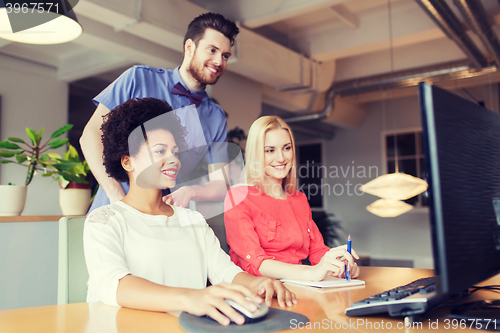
[419,82,500,302]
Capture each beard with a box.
[187,52,223,86]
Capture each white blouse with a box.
[83,201,242,306]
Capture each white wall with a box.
[325,95,433,268]
[210,70,262,133]
[0,54,68,215]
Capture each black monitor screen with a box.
[419,82,500,297]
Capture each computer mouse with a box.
[224,297,269,323]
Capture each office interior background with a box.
[1,0,500,310]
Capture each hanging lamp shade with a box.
[0,2,82,44]
[360,173,428,200]
[366,198,414,218]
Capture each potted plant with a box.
[42,143,92,215]
[0,124,73,216]
[311,211,344,248]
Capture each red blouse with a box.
[224,186,330,276]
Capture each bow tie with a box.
[171,82,203,107]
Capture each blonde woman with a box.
[224,116,360,281]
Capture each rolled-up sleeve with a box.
[224,188,274,276]
[83,213,130,306]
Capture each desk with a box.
[1,267,499,333]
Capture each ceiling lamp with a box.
[362,173,427,218]
[366,198,414,218]
[0,3,82,44]
[360,173,428,200]
[362,0,428,218]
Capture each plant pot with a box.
[0,185,27,216]
[59,188,91,216]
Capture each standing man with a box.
[80,12,239,213]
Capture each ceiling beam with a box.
[334,37,464,81]
[308,0,445,61]
[0,39,12,48]
[57,49,131,82]
[0,45,59,68]
[330,4,359,29]
[75,0,206,53]
[241,0,348,28]
[73,16,183,71]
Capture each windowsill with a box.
[0,215,65,223]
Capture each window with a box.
[297,142,324,209]
[384,129,428,207]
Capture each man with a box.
[80,12,239,213]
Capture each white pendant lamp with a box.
[362,173,428,218]
[362,0,428,218]
[360,173,428,201]
[0,3,82,44]
[366,198,414,218]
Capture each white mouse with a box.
[224,297,269,323]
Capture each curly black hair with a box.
[101,98,187,183]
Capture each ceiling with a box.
[2,0,500,125]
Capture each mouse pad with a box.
[178,307,309,333]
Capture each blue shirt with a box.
[88,65,228,214]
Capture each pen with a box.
[346,262,350,282]
[346,235,351,282]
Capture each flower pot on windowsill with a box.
[0,125,75,216]
[59,181,91,216]
[0,185,27,216]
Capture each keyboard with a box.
[345,276,438,317]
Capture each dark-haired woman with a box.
[83,98,295,326]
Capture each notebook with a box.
[280,276,365,290]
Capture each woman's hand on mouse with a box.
[182,282,258,326]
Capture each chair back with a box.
[57,216,88,304]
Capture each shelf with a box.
[0,215,66,223]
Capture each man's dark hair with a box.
[184,12,239,47]
[101,98,187,183]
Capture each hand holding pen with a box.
[346,235,352,281]
[311,240,360,281]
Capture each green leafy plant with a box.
[312,211,344,248]
[42,143,90,189]
[0,124,74,186]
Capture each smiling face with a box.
[186,28,231,87]
[263,128,293,183]
[129,129,181,189]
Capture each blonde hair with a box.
[245,116,297,194]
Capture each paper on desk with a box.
[280,276,365,289]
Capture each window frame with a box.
[296,140,326,212]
